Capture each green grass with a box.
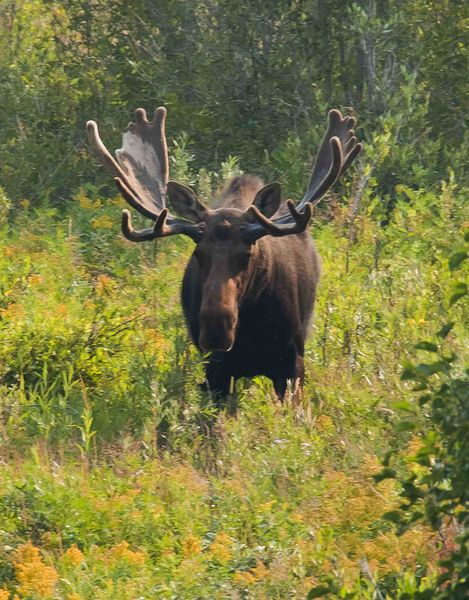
[0,179,467,599]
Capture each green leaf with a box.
[307,586,331,599]
[448,250,467,271]
[382,450,393,467]
[401,361,418,381]
[437,321,455,339]
[450,282,468,305]
[415,360,450,376]
[414,341,438,352]
[392,400,417,413]
[396,419,416,432]
[373,468,396,482]
[382,510,402,523]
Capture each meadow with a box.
[0,161,467,598]
[0,1,468,597]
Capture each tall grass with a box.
[0,172,467,597]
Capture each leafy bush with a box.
[374,232,468,599]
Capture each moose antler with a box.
[246,200,312,238]
[87,107,204,241]
[298,109,361,210]
[246,109,361,237]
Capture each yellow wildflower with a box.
[233,560,268,586]
[108,541,145,565]
[56,303,68,317]
[233,571,257,586]
[251,560,269,580]
[182,535,202,557]
[0,589,10,600]
[14,541,58,599]
[67,593,84,600]
[316,414,334,432]
[63,544,84,566]
[75,188,102,210]
[361,453,382,475]
[27,273,43,285]
[259,499,276,512]
[109,194,126,207]
[0,303,25,320]
[3,245,16,257]
[208,532,232,562]
[291,512,305,523]
[95,274,115,294]
[91,214,113,229]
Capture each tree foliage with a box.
[0,0,467,204]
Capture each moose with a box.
[87,107,361,403]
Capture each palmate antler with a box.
[245,109,362,238]
[86,107,205,241]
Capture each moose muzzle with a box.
[198,279,238,352]
[198,309,237,352]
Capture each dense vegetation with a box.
[0,1,468,598]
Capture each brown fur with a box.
[178,175,320,403]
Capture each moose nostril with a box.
[199,310,236,352]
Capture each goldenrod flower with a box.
[208,532,232,562]
[233,560,268,586]
[233,571,257,586]
[108,541,145,565]
[91,214,113,230]
[316,414,334,432]
[0,589,11,600]
[75,188,102,210]
[291,513,305,523]
[251,560,269,581]
[56,303,68,317]
[63,544,85,566]
[27,273,43,285]
[259,499,276,512]
[14,541,58,599]
[182,535,202,557]
[95,274,115,294]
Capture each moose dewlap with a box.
[87,107,361,404]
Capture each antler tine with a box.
[121,207,206,243]
[86,120,128,182]
[297,109,362,211]
[246,200,312,238]
[122,208,170,242]
[306,136,343,207]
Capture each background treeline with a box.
[0,0,467,206]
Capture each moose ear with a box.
[252,183,281,218]
[167,181,209,222]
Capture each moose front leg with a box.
[272,352,304,402]
[203,357,233,408]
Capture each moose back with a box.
[87,108,361,403]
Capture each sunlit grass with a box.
[0,180,467,598]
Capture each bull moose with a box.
[86,108,361,403]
